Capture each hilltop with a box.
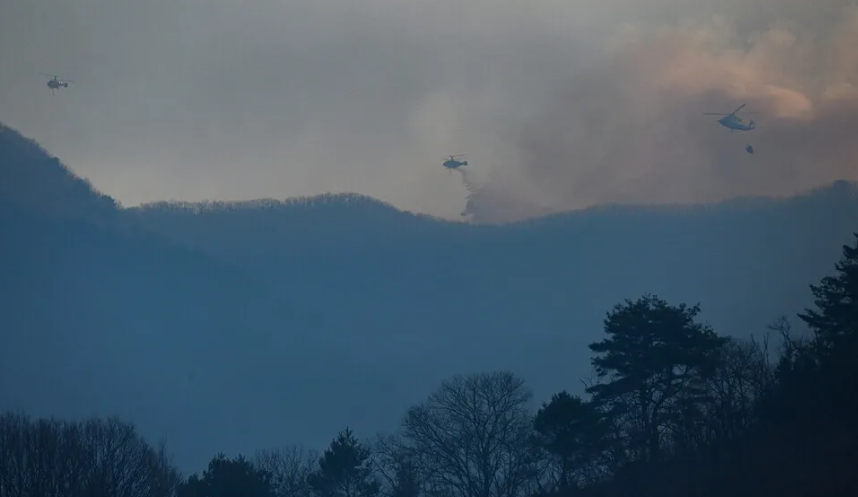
[1,121,857,471]
[0,122,119,221]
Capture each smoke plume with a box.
[464,1,858,223]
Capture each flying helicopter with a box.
[703,103,758,132]
[443,155,468,171]
[42,74,71,96]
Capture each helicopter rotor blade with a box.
[729,103,747,115]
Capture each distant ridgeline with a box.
[138,193,402,213]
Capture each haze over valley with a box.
[2,122,857,472]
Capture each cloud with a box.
[1,0,856,221]
[464,1,858,222]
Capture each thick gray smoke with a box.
[458,168,551,224]
[463,2,858,223]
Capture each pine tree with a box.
[533,391,610,490]
[586,295,727,462]
[308,428,380,497]
[178,454,275,497]
[798,232,858,353]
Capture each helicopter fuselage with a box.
[718,115,756,131]
[443,160,467,169]
[46,78,68,90]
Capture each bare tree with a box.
[705,336,773,440]
[253,444,318,497]
[0,412,181,497]
[397,371,538,497]
[373,433,425,497]
[664,333,775,456]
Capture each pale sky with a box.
[2,0,857,221]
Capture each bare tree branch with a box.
[398,371,538,497]
[0,412,181,497]
[253,444,318,497]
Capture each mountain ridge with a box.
[3,121,856,227]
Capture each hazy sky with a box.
[2,0,857,221]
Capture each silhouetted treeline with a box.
[2,233,856,497]
[0,414,181,497]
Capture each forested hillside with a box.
[1,121,857,476]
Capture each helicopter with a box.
[703,103,758,132]
[42,74,71,96]
[443,155,468,170]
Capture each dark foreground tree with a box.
[253,445,318,497]
[308,428,380,497]
[578,235,858,497]
[767,233,858,426]
[0,412,181,497]
[373,434,423,497]
[750,234,858,496]
[586,295,727,463]
[386,456,420,497]
[533,391,612,491]
[399,371,538,497]
[798,232,858,353]
[178,453,275,497]
[695,336,772,445]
